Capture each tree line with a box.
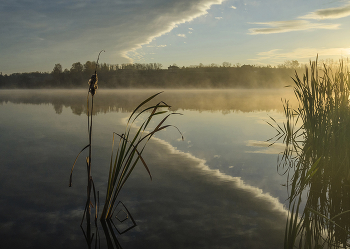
[0,60,304,89]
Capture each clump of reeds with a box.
[273,58,350,248]
[68,51,183,233]
[101,92,183,220]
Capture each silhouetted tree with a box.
[284,60,300,69]
[70,62,83,73]
[83,61,96,76]
[222,62,231,67]
[51,63,63,87]
[70,62,84,86]
[52,64,63,74]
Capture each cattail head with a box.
[88,73,98,96]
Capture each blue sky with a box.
[1,0,350,74]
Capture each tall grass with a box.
[273,58,350,248]
[68,51,183,232]
[101,92,183,220]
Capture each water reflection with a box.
[113,138,288,248]
[0,89,294,248]
[101,220,123,249]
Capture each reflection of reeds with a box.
[275,58,350,248]
[101,92,183,220]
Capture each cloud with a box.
[215,16,223,20]
[119,0,225,62]
[177,34,186,38]
[256,47,350,60]
[230,6,237,9]
[249,2,350,36]
[147,44,167,48]
[249,20,340,34]
[300,3,350,20]
[0,0,225,73]
[256,49,281,57]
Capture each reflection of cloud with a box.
[154,137,288,216]
[245,140,285,154]
[0,98,288,248]
[300,3,350,20]
[115,137,287,247]
[187,139,193,147]
[249,20,339,34]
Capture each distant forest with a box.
[0,60,304,89]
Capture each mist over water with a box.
[0,88,297,114]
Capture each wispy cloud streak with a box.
[250,48,350,66]
[300,3,350,20]
[123,0,225,62]
[249,2,350,35]
[249,20,339,34]
[256,47,350,59]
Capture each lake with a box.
[0,89,298,248]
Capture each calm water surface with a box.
[0,89,297,248]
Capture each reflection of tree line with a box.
[276,61,350,248]
[0,60,302,89]
[0,89,297,115]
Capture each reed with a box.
[69,50,104,229]
[100,92,183,220]
[273,58,350,248]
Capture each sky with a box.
[1,0,350,74]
